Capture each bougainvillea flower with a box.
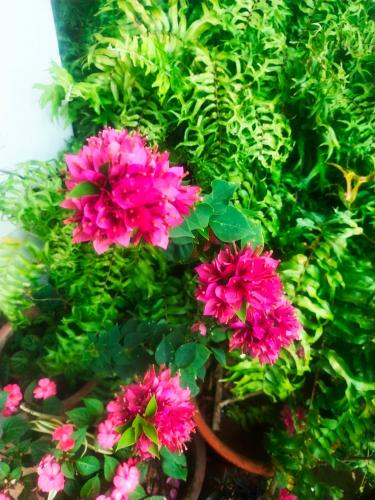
[52,424,75,451]
[2,384,22,416]
[196,245,301,363]
[97,367,196,457]
[195,245,283,324]
[0,491,11,500]
[279,488,297,500]
[228,300,301,364]
[61,128,200,253]
[97,418,121,449]
[96,496,111,500]
[112,460,140,498]
[37,454,65,493]
[33,378,57,400]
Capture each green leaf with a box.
[80,475,100,498]
[61,462,75,480]
[76,456,101,476]
[144,395,158,418]
[117,426,136,450]
[211,347,226,366]
[0,392,7,412]
[129,485,147,500]
[83,398,104,418]
[204,180,237,214]
[1,416,28,443]
[142,422,158,445]
[175,343,196,368]
[160,447,188,480]
[210,205,252,242]
[67,407,93,427]
[155,337,174,365]
[72,427,87,452]
[67,182,100,198]
[184,203,213,231]
[0,461,10,480]
[240,219,264,248]
[104,455,119,482]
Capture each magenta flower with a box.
[191,322,207,336]
[61,128,200,253]
[52,423,75,452]
[96,496,111,500]
[279,488,297,500]
[2,384,22,416]
[37,454,65,493]
[33,378,57,400]
[97,367,196,457]
[0,491,11,500]
[195,245,301,363]
[112,460,140,499]
[97,418,121,449]
[281,405,295,435]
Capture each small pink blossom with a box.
[191,322,207,336]
[33,378,57,400]
[2,384,22,416]
[112,460,140,498]
[96,496,111,500]
[97,418,121,449]
[0,492,11,500]
[37,454,65,493]
[166,477,180,499]
[279,488,297,500]
[62,128,200,253]
[52,424,75,452]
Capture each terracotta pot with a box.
[0,321,13,356]
[194,402,273,478]
[182,433,207,500]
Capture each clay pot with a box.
[194,402,273,478]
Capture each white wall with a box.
[0,0,72,236]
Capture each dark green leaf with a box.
[155,337,174,365]
[61,462,75,480]
[175,343,196,368]
[66,407,93,427]
[0,461,10,480]
[104,455,120,482]
[83,398,104,418]
[210,206,252,242]
[1,416,28,443]
[211,347,226,366]
[80,475,101,498]
[160,447,188,480]
[76,456,101,476]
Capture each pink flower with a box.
[2,384,22,416]
[0,492,11,500]
[97,418,121,449]
[281,405,295,435]
[96,496,111,500]
[196,245,301,363]
[33,378,57,400]
[37,454,65,493]
[61,128,200,253]
[97,367,196,457]
[229,299,301,364]
[52,424,75,451]
[279,488,297,500]
[191,322,207,336]
[112,460,140,499]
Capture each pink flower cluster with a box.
[52,424,76,451]
[96,459,140,500]
[279,488,297,500]
[98,367,196,457]
[2,384,22,416]
[33,378,57,400]
[61,128,200,253]
[281,405,305,436]
[195,245,301,363]
[37,454,65,493]
[0,491,10,500]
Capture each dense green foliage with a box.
[0,0,374,498]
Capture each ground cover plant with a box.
[1,0,374,499]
